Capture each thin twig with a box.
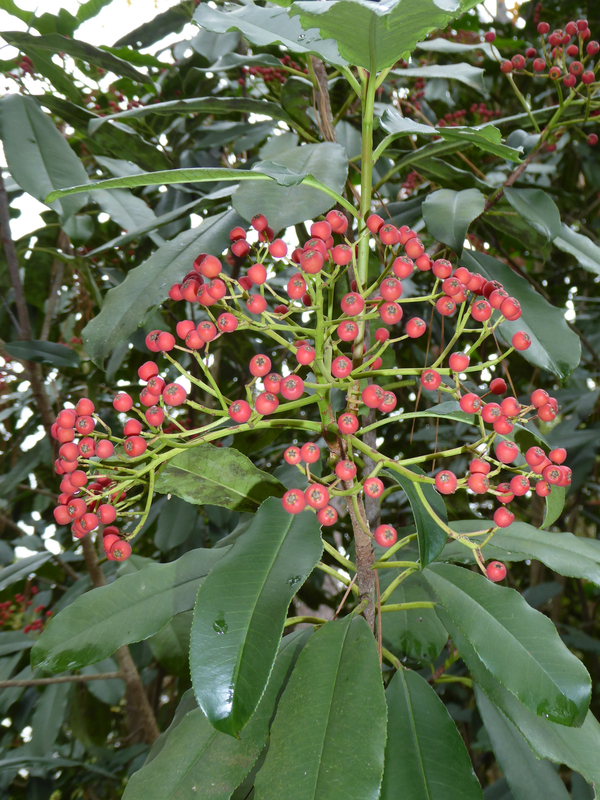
[0,672,122,688]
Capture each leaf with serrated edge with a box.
[190,498,323,736]
[381,668,483,800]
[154,445,285,513]
[123,629,311,800]
[254,615,387,800]
[31,548,227,673]
[424,563,591,726]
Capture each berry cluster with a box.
[241,54,308,86]
[0,587,52,634]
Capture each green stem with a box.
[380,601,436,612]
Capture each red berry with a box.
[495,440,519,464]
[586,41,599,55]
[269,239,287,259]
[75,398,94,416]
[255,392,279,415]
[392,256,414,279]
[300,443,320,464]
[364,477,384,498]
[110,539,132,562]
[459,393,482,414]
[436,296,456,316]
[217,312,238,333]
[282,489,306,514]
[98,504,117,524]
[481,402,502,424]
[332,244,353,266]
[467,473,489,494]
[533,57,547,72]
[96,440,114,459]
[510,475,530,496]
[70,470,87,488]
[280,375,304,401]
[207,278,227,300]
[81,513,99,532]
[229,400,251,423]
[526,446,546,467]
[449,352,469,372]
[317,506,338,526]
[511,54,526,70]
[284,446,301,465]
[471,299,492,322]
[113,392,133,412]
[54,505,72,525]
[486,561,507,581]
[196,254,222,279]
[264,373,282,394]
[341,293,365,316]
[537,403,557,422]
[335,460,357,481]
[337,321,359,341]
[512,331,531,351]
[379,224,399,246]
[380,277,403,301]
[57,409,76,428]
[549,66,562,80]
[374,524,397,548]
[305,484,329,510]
[124,436,147,458]
[176,320,196,340]
[300,250,324,275]
[416,254,432,271]
[246,294,267,315]
[537,22,550,34]
[379,392,397,413]
[78,438,96,458]
[500,60,513,73]
[375,327,389,343]
[138,361,159,381]
[145,330,163,351]
[296,345,316,366]
[156,332,175,352]
[332,356,353,379]
[470,458,490,475]
[326,209,348,233]
[530,388,549,408]
[162,383,187,407]
[379,301,402,325]
[362,384,384,408]
[420,369,441,391]
[229,226,247,242]
[197,321,217,343]
[337,412,359,435]
[432,259,453,279]
[249,354,271,377]
[494,507,514,528]
[500,397,521,417]
[122,418,142,436]
[59,442,78,461]
[484,31,496,42]
[435,470,457,494]
[535,481,550,497]
[549,447,567,464]
[366,214,384,234]
[251,213,268,232]
[588,134,599,146]
[145,405,165,427]
[185,330,205,350]
[404,237,424,259]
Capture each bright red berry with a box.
[113,392,133,412]
[449,353,469,372]
[280,375,304,401]
[332,356,353,379]
[249,354,271,377]
[284,446,301,465]
[96,440,114,459]
[229,400,251,423]
[317,506,338,526]
[255,392,279,415]
[282,489,306,514]
[459,393,482,414]
[162,383,187,407]
[493,507,514,528]
[362,385,385,408]
[341,293,365,316]
[490,378,507,395]
[374,524,397,548]
[124,436,147,458]
[300,443,321,464]
[337,412,359,435]
[364,477,384,498]
[305,484,329,510]
[486,561,507,582]
[380,301,402,325]
[495,440,519,464]
[420,369,441,391]
[435,470,457,494]
[335,460,357,481]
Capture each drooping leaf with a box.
[194,2,347,68]
[0,553,52,590]
[114,1,192,48]
[384,466,447,567]
[380,668,483,800]
[82,209,244,365]
[190,498,322,736]
[2,31,151,83]
[424,563,591,727]
[76,0,114,23]
[29,681,72,757]
[445,520,600,586]
[553,223,600,276]
[541,485,566,529]
[124,629,311,800]
[503,187,561,243]
[291,0,481,71]
[88,97,293,134]
[423,188,486,255]
[155,445,285,514]
[154,497,198,553]
[460,251,581,381]
[3,340,80,369]
[380,570,447,666]
[476,689,570,800]
[0,93,88,220]
[379,109,523,162]
[392,62,486,93]
[233,143,348,231]
[31,547,228,673]
[253,615,387,800]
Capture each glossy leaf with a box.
[115,1,191,48]
[0,553,52,590]
[124,629,311,800]
[31,547,228,673]
[423,188,485,255]
[554,223,600,276]
[425,563,591,726]
[3,340,80,369]
[416,157,490,191]
[155,445,285,513]
[384,466,447,567]
[94,188,160,244]
[415,38,500,58]
[194,2,347,68]
[447,520,600,586]
[392,62,486,93]
[190,498,322,736]
[2,31,150,83]
[30,682,72,757]
[380,570,447,665]
[147,613,192,677]
[503,188,561,243]
[381,668,483,800]
[0,93,89,220]
[476,689,570,800]
[233,143,348,231]
[89,97,293,134]
[82,209,244,365]
[253,615,387,800]
[461,251,581,381]
[379,109,522,162]
[541,485,566,529]
[291,0,480,71]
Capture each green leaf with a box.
[253,615,387,800]
[76,0,114,23]
[451,614,600,791]
[31,547,228,673]
[448,520,600,586]
[424,563,591,727]
[0,553,52,590]
[0,94,88,221]
[423,189,485,255]
[476,689,570,800]
[291,0,480,71]
[379,109,523,162]
[392,62,486,93]
[553,223,600,276]
[415,157,490,191]
[155,445,285,514]
[381,668,483,800]
[415,38,500,58]
[233,143,348,232]
[541,485,566,529]
[124,629,311,800]
[3,340,80,369]
[80,657,125,706]
[190,497,322,736]
[503,188,561,243]
[384,466,447,567]
[94,188,162,246]
[29,682,72,757]
[154,497,198,553]
[460,251,581,381]
[194,2,347,68]
[380,570,447,666]
[198,52,283,72]
[2,31,151,83]
[147,613,192,677]
[82,209,244,365]
[89,97,293,134]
